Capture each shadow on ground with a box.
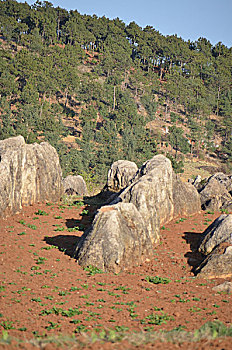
[44,235,81,258]
[183,232,205,273]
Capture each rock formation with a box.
[192,173,232,211]
[106,160,138,192]
[73,202,153,274]
[74,155,201,272]
[196,214,232,278]
[0,136,63,217]
[63,175,87,196]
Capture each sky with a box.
[18,0,232,47]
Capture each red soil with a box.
[0,201,231,349]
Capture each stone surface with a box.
[212,281,232,293]
[196,214,232,279]
[63,175,87,196]
[199,214,232,254]
[172,173,201,219]
[106,160,138,192]
[73,202,153,273]
[74,154,201,273]
[0,136,63,217]
[196,244,232,279]
[117,155,174,243]
[197,173,232,211]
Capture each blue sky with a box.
[18,0,232,47]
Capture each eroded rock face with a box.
[196,215,232,279]
[0,136,63,217]
[196,173,232,211]
[196,244,232,279]
[199,214,232,254]
[118,155,174,243]
[106,160,138,192]
[74,155,201,272]
[63,175,87,196]
[73,202,153,273]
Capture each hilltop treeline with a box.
[0,0,232,182]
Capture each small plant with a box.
[27,224,37,230]
[18,232,26,236]
[145,276,171,284]
[84,265,104,276]
[0,320,15,330]
[141,311,173,325]
[35,209,48,216]
[67,226,79,232]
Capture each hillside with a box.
[0,0,232,187]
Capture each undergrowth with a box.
[0,321,231,347]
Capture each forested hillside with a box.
[0,0,232,185]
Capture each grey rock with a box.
[212,281,232,293]
[74,202,153,273]
[63,175,87,196]
[173,173,201,219]
[74,154,201,273]
[199,214,232,254]
[107,160,138,192]
[0,136,63,217]
[196,244,232,279]
[118,155,174,243]
[198,173,232,211]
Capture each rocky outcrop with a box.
[196,244,232,279]
[193,173,232,211]
[0,136,63,217]
[73,202,153,273]
[212,281,232,293]
[196,215,232,278]
[63,175,87,196]
[74,155,201,272]
[106,160,138,192]
[199,214,232,254]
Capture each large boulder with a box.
[196,173,232,211]
[117,155,200,243]
[106,160,138,192]
[74,155,201,272]
[196,214,232,278]
[196,244,232,279]
[0,136,63,217]
[199,214,232,254]
[73,202,153,273]
[63,175,87,196]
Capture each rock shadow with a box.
[44,235,81,258]
[183,232,206,273]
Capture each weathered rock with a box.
[212,281,232,293]
[74,154,201,273]
[0,136,63,217]
[199,214,232,254]
[117,155,174,243]
[172,173,201,218]
[195,214,232,278]
[197,173,232,211]
[73,202,153,273]
[117,155,201,243]
[63,175,87,196]
[196,244,232,279]
[106,160,138,192]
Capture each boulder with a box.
[212,281,232,293]
[197,173,232,211]
[73,202,153,273]
[63,175,87,196]
[74,154,201,273]
[195,214,232,278]
[199,214,232,254]
[172,173,201,218]
[196,244,232,279]
[0,136,63,217]
[106,160,138,192]
[117,155,200,243]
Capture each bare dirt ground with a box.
[0,200,231,349]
